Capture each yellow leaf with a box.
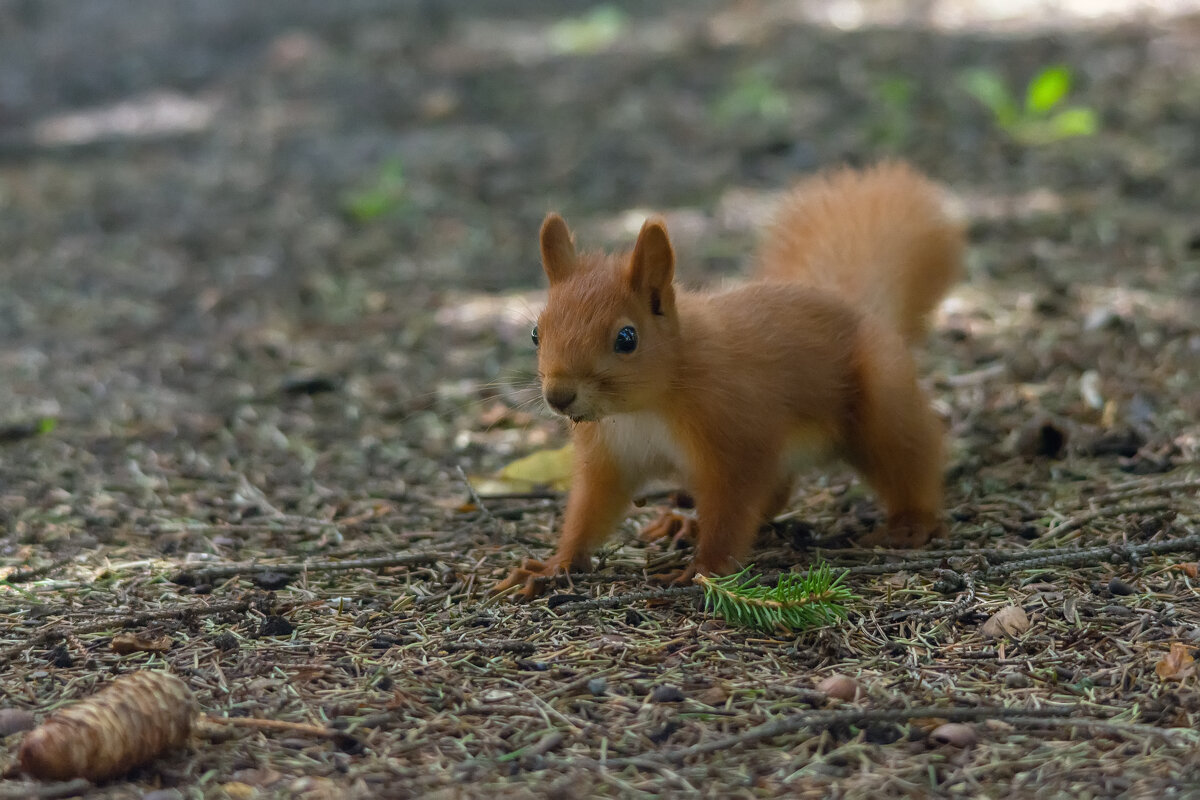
[494,444,575,492]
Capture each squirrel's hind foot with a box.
[650,563,699,587]
[639,509,699,547]
[859,512,946,548]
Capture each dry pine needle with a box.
[19,670,197,782]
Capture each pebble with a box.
[0,708,36,737]
[930,722,978,748]
[817,674,862,702]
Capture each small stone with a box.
[586,677,607,696]
[1007,350,1041,383]
[1003,671,1031,689]
[258,615,295,637]
[212,632,239,652]
[817,674,863,702]
[1081,427,1145,458]
[47,644,73,668]
[1014,417,1068,460]
[142,791,185,800]
[695,686,729,707]
[1107,578,1136,596]
[930,722,978,748]
[252,571,294,590]
[280,375,339,396]
[649,684,686,703]
[0,708,36,737]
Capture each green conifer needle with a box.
[697,563,855,633]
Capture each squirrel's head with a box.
[533,213,680,423]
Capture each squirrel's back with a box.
[756,161,964,344]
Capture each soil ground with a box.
[1,2,1198,798]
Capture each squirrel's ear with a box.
[540,213,576,284]
[627,218,675,313]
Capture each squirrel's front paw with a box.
[493,557,576,600]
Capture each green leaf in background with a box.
[343,158,406,223]
[1026,65,1072,114]
[37,417,57,435]
[869,76,916,150]
[714,68,790,124]
[549,5,626,54]
[959,68,1018,128]
[1050,106,1098,138]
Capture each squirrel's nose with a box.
[544,387,577,413]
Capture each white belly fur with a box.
[599,411,688,486]
[598,414,838,494]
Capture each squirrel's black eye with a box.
[614,325,638,354]
[531,325,539,347]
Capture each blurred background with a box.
[1,0,1197,543]
[1,5,1199,794]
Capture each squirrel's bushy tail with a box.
[756,162,965,344]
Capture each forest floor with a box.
[1,1,1198,798]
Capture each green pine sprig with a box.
[697,563,855,633]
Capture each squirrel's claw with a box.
[650,563,699,587]
[638,509,699,547]
[493,557,570,600]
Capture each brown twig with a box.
[457,465,503,538]
[0,779,94,799]
[197,713,349,741]
[1038,500,1173,544]
[172,552,440,583]
[0,596,298,665]
[442,639,537,655]
[0,557,78,585]
[984,531,1200,576]
[552,585,702,612]
[583,704,1196,769]
[1091,476,1200,503]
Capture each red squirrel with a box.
[495,162,965,598]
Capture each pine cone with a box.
[19,670,197,782]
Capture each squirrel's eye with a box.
[531,325,539,347]
[614,325,638,354]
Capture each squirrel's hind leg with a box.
[845,332,947,548]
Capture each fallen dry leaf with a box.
[1155,642,1196,681]
[495,444,575,491]
[981,605,1030,639]
[469,444,576,495]
[1171,563,1200,579]
[111,632,173,654]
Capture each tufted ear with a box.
[627,218,675,316]
[539,213,577,285]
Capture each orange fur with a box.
[494,163,965,598]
